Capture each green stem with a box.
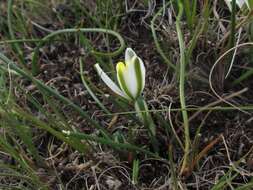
[227,0,237,65]
[31,28,125,75]
[151,1,176,70]
[176,1,191,174]
[228,0,236,50]
[0,39,42,44]
[7,0,25,65]
[64,131,158,158]
[132,159,140,184]
[168,146,179,190]
[134,97,159,153]
[186,0,210,61]
[183,0,193,32]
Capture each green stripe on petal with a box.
[133,57,143,99]
[116,62,134,100]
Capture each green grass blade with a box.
[150,2,176,70]
[235,178,253,190]
[132,159,140,185]
[79,58,111,114]
[7,0,25,65]
[0,134,48,190]
[186,0,210,61]
[0,52,111,139]
[12,105,88,153]
[176,1,191,175]
[233,68,253,84]
[31,28,125,74]
[63,131,158,158]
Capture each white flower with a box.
[224,0,251,10]
[95,48,145,101]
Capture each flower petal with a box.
[116,62,134,100]
[94,64,126,98]
[225,0,251,10]
[224,0,232,10]
[125,48,137,65]
[116,56,145,100]
[236,0,245,8]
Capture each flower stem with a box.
[134,97,159,153]
[176,1,191,175]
